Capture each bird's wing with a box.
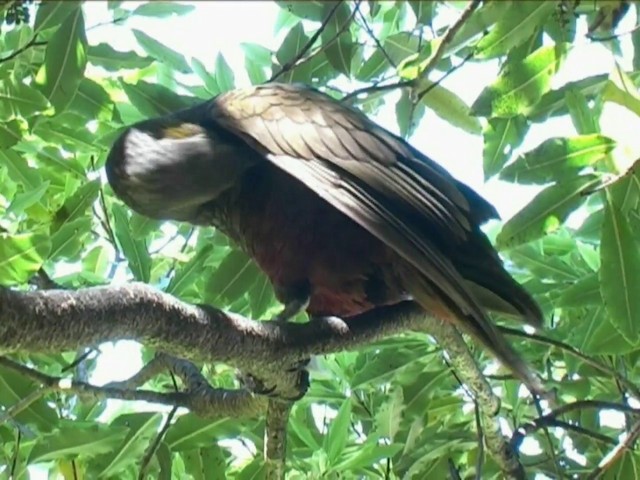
[208,83,501,331]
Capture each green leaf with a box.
[183,446,227,480]
[133,2,195,17]
[322,3,355,76]
[214,53,235,93]
[67,78,113,121]
[409,1,434,26]
[565,88,599,135]
[324,398,352,465]
[167,244,215,300]
[557,273,602,307]
[276,22,308,68]
[164,414,236,452]
[276,1,326,21]
[602,69,640,118]
[36,8,88,112]
[0,364,58,431]
[420,81,481,135]
[132,29,191,74]
[0,78,51,120]
[191,58,219,95]
[600,199,640,344]
[383,32,424,65]
[49,217,92,261]
[475,1,556,58]
[121,80,200,118]
[205,249,260,306]
[500,134,616,184]
[482,116,529,180]
[93,412,163,478]
[248,274,276,319]
[29,423,129,463]
[8,181,50,215]
[0,232,51,285]
[527,72,640,122]
[0,119,22,149]
[34,1,78,33]
[356,48,389,81]
[242,43,272,85]
[112,204,151,282]
[472,44,565,118]
[496,175,600,249]
[88,43,154,71]
[396,90,425,139]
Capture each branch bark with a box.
[0,282,524,477]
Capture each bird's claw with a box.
[240,359,310,401]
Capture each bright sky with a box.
[27,2,640,477]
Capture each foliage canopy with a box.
[1,1,640,479]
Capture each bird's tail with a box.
[399,265,545,395]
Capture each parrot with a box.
[105,82,544,393]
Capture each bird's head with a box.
[105,110,260,225]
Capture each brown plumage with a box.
[105,82,543,391]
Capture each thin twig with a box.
[0,356,265,419]
[356,6,396,68]
[587,419,640,479]
[412,0,482,86]
[274,1,361,82]
[269,1,344,82]
[0,35,46,64]
[499,326,640,399]
[138,405,179,480]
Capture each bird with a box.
[105,82,544,394]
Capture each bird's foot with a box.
[270,297,310,323]
[240,359,311,402]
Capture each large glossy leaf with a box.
[36,7,88,112]
[482,115,529,180]
[0,232,51,285]
[500,134,615,184]
[275,22,308,69]
[476,1,556,58]
[496,175,600,249]
[132,29,191,73]
[472,44,565,118]
[600,200,640,345]
[33,1,78,33]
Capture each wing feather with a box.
[207,82,507,329]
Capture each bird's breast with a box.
[209,163,407,317]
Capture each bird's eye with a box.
[163,123,205,139]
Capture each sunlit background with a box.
[24,1,640,477]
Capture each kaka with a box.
[105,82,543,392]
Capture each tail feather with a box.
[399,265,545,395]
